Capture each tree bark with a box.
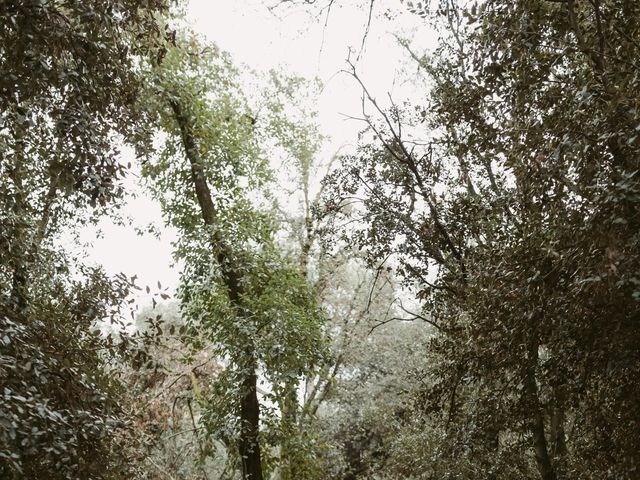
[239,354,263,480]
[550,404,567,458]
[550,386,567,460]
[169,97,264,480]
[524,330,556,480]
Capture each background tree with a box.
[126,302,232,480]
[265,70,437,480]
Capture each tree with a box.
[141,33,327,480]
[126,302,231,480]
[0,1,170,477]
[323,0,640,478]
[264,69,436,480]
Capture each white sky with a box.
[83,0,435,306]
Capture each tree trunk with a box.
[524,331,556,480]
[239,354,263,480]
[550,388,567,458]
[169,97,264,480]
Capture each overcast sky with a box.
[82,0,434,306]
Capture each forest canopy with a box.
[1,1,638,479]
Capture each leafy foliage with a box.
[323,0,640,478]
[0,1,169,478]
[3,1,640,479]
[141,33,328,478]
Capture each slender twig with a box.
[356,0,375,61]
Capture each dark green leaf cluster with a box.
[1,1,170,477]
[324,1,640,478]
